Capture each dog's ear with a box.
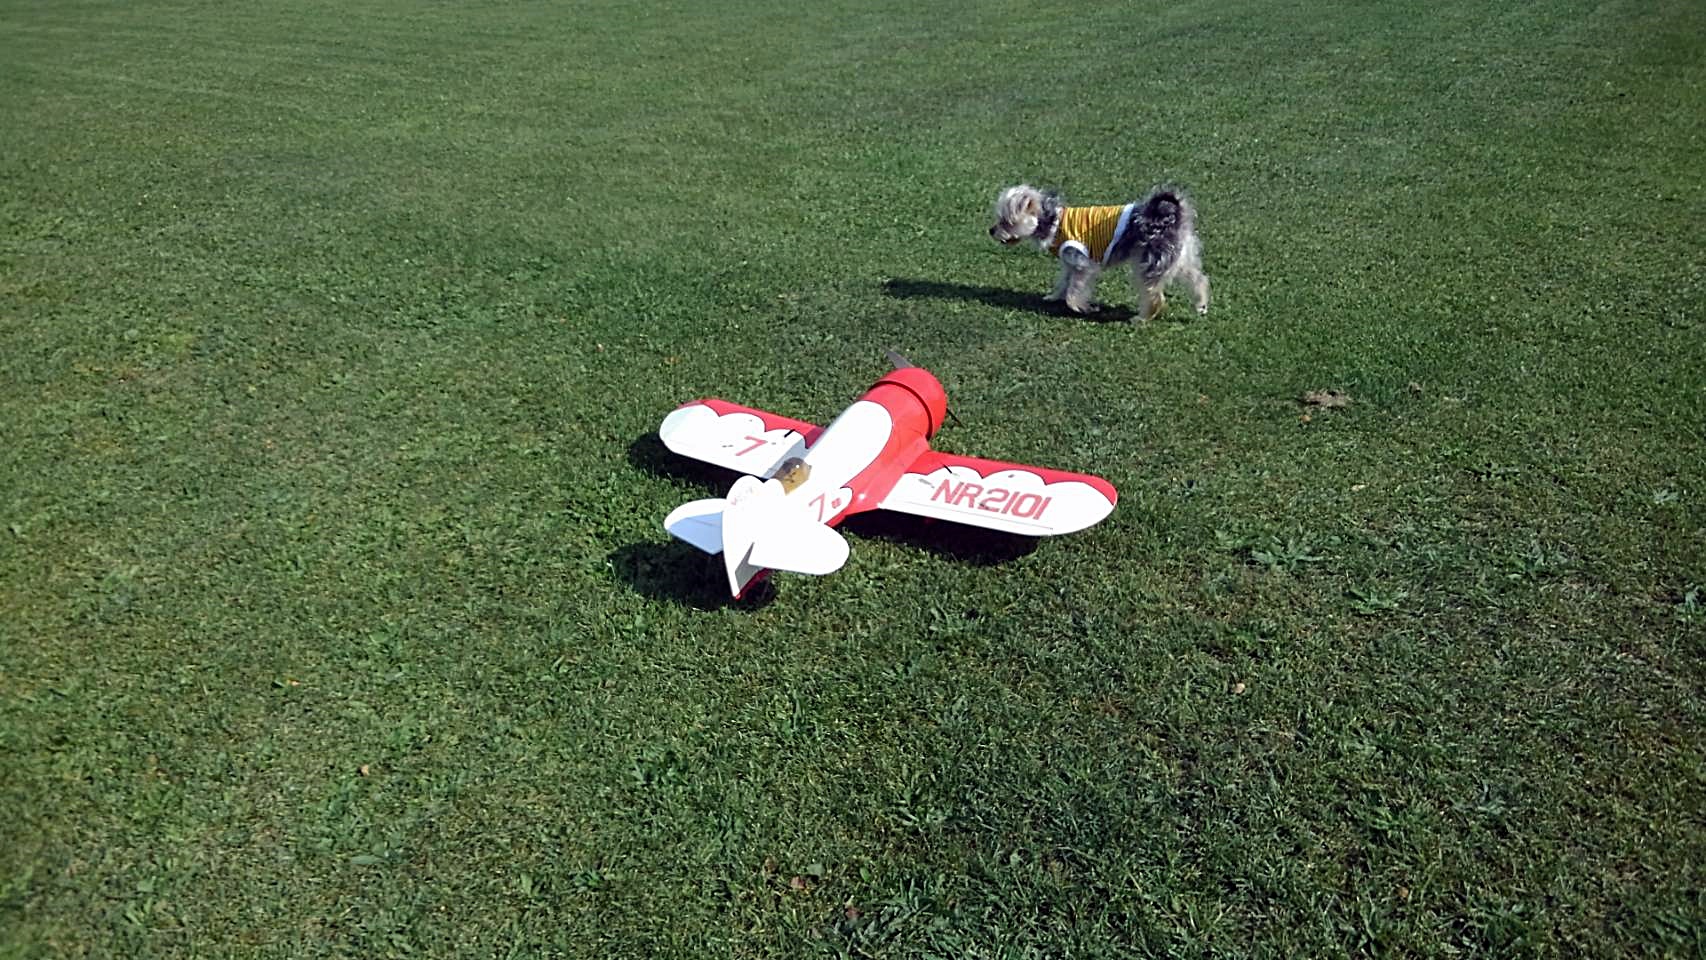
[1022,195,1041,216]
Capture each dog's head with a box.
[989,184,1051,245]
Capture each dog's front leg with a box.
[1044,263,1071,302]
[1059,246,1101,314]
[1066,268,1101,314]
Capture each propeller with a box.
[883,349,962,430]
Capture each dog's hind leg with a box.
[1133,262,1168,321]
[1137,281,1166,321]
[1187,268,1210,315]
[1177,235,1209,316]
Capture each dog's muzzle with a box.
[989,225,1018,244]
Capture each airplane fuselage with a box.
[783,367,947,526]
[717,368,947,595]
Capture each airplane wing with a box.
[658,399,824,478]
[877,450,1117,536]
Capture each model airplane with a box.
[659,355,1118,597]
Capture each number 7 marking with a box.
[736,435,769,456]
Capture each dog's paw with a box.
[1067,301,1100,315]
[1043,290,1064,302]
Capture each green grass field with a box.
[3,0,1704,956]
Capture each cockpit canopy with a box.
[771,457,811,493]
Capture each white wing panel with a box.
[879,459,1116,536]
[658,402,817,478]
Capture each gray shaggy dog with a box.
[990,184,1210,320]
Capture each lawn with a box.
[2,0,1703,956]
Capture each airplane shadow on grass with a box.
[881,278,1137,323]
[615,433,1039,608]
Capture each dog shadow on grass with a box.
[881,278,1137,323]
[617,433,1038,608]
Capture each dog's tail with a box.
[1119,187,1195,281]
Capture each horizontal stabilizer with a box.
[664,498,727,554]
[747,516,850,576]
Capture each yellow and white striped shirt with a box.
[1049,204,1135,263]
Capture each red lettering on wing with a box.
[953,483,983,508]
[735,435,769,456]
[926,477,1054,521]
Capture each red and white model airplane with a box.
[660,355,1119,597]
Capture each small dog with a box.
[990,184,1209,320]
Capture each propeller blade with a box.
[882,349,957,428]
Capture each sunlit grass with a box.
[2,0,1703,955]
